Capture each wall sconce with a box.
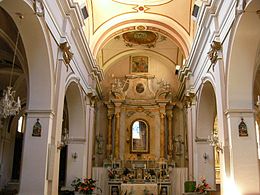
[207,132,223,153]
[72,152,78,160]
[203,152,208,163]
[57,128,69,150]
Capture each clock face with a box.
[136,83,145,93]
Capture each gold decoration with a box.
[123,31,158,48]
[207,41,222,65]
[59,42,73,65]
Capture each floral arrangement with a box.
[71,177,101,194]
[107,167,116,179]
[195,177,211,194]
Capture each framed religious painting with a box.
[130,56,149,73]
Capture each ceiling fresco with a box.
[122,31,159,47]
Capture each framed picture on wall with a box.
[130,56,149,73]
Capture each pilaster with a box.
[225,109,260,193]
[19,110,54,195]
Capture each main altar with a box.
[93,74,188,194]
[106,158,172,195]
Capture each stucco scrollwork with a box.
[155,80,171,99]
[111,78,126,100]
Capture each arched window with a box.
[131,120,149,153]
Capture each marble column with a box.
[167,110,173,160]
[107,114,112,158]
[114,112,120,160]
[86,101,95,178]
[160,112,166,161]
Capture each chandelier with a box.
[0,17,22,118]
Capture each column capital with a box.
[115,112,120,118]
[107,114,113,120]
[25,109,55,118]
[224,109,254,116]
[184,95,196,108]
[166,110,173,118]
[160,112,166,118]
[85,92,98,107]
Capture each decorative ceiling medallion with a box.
[123,31,158,45]
[136,25,146,31]
[113,0,172,6]
[138,6,144,11]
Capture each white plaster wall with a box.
[184,0,260,193]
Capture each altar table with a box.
[121,183,158,195]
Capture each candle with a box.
[258,95,260,103]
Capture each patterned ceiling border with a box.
[90,0,192,35]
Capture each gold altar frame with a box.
[130,119,149,153]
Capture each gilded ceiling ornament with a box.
[136,25,146,31]
[121,30,167,48]
[123,31,158,45]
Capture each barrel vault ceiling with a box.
[85,0,196,99]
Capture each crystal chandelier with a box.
[0,19,22,118]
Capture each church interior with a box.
[0,0,260,195]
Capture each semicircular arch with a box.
[1,0,53,110]
[92,19,190,58]
[226,0,260,109]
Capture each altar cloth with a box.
[121,183,157,195]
